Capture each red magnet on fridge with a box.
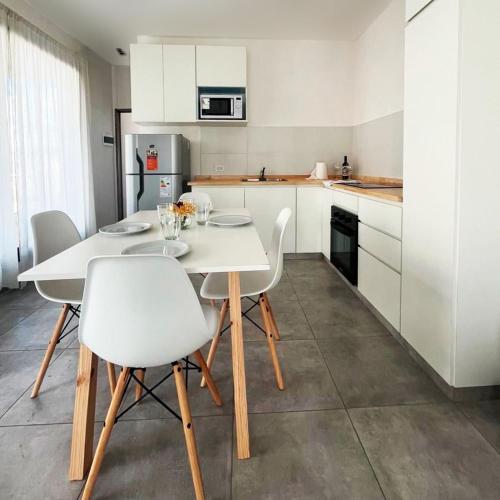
[146,145,158,171]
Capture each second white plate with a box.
[122,240,190,259]
[99,222,151,236]
[208,214,253,227]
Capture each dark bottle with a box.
[341,156,350,180]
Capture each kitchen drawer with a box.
[358,247,401,331]
[358,223,401,272]
[332,190,358,214]
[358,198,402,239]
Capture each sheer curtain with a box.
[0,6,95,289]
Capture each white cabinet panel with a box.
[406,0,433,21]
[358,248,401,331]
[332,190,358,214]
[296,187,322,253]
[192,187,244,209]
[402,0,459,384]
[130,44,164,122]
[321,189,334,258]
[163,45,196,122]
[196,46,247,87]
[359,223,401,272]
[358,198,402,239]
[244,187,296,253]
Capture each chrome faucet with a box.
[259,166,266,181]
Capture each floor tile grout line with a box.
[0,347,67,421]
[291,274,388,499]
[0,308,40,339]
[1,401,471,429]
[345,407,388,500]
[452,401,500,458]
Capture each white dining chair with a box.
[200,207,292,391]
[30,210,85,398]
[79,255,222,500]
[179,191,213,210]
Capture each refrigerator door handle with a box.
[136,148,144,205]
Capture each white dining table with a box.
[18,208,269,479]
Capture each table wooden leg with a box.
[68,345,98,480]
[228,271,250,459]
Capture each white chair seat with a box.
[36,279,84,305]
[200,271,274,300]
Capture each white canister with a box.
[315,162,328,180]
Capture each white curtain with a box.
[0,6,95,288]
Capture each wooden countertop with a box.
[188,175,403,203]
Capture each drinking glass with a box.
[157,203,173,221]
[160,211,181,240]
[195,202,209,225]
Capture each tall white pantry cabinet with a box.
[401,0,500,388]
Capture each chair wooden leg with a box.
[263,293,280,341]
[259,296,284,390]
[31,303,70,398]
[81,367,130,500]
[194,350,222,406]
[135,369,145,402]
[173,362,205,500]
[106,362,117,397]
[200,299,228,388]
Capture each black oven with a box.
[330,205,358,285]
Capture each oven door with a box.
[330,218,358,285]
[200,95,234,119]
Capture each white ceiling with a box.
[27,0,392,65]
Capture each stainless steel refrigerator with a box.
[123,134,190,216]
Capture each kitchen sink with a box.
[241,178,288,182]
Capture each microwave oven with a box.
[199,91,245,120]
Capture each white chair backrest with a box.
[31,210,81,265]
[79,255,211,368]
[178,191,213,210]
[266,208,292,290]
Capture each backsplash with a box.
[352,111,403,179]
[199,126,353,177]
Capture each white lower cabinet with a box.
[244,187,296,253]
[192,187,244,209]
[358,223,401,272]
[332,190,358,214]
[358,248,401,331]
[321,189,334,259]
[297,187,322,253]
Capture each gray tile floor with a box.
[1,259,500,499]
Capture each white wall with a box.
[353,0,405,126]
[85,48,116,228]
[351,0,405,178]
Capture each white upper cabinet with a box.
[130,44,164,123]
[196,46,247,87]
[163,45,196,122]
[406,0,433,21]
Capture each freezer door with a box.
[125,174,184,215]
[136,134,184,174]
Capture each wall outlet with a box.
[215,164,224,173]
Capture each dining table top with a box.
[18,208,270,282]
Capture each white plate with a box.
[99,222,151,236]
[208,214,253,227]
[122,240,190,259]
